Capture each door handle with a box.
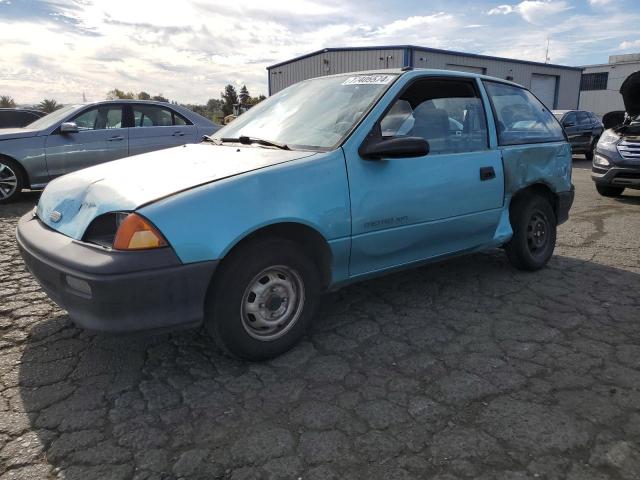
[479,166,496,181]
[173,132,185,137]
[107,135,124,141]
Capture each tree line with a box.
[0,83,266,123]
[1,95,62,113]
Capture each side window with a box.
[173,113,188,126]
[577,111,591,126]
[132,105,190,127]
[380,79,488,155]
[563,112,577,126]
[483,81,565,146]
[72,106,123,131]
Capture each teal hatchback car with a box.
[17,69,574,360]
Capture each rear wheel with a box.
[585,137,598,162]
[596,184,624,197]
[204,237,321,361]
[0,158,23,204]
[505,193,557,271]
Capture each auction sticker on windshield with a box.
[342,75,395,85]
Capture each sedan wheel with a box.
[0,160,23,203]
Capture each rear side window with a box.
[483,81,565,146]
[577,111,591,126]
[132,105,191,127]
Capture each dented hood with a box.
[620,71,640,117]
[37,143,315,240]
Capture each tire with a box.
[596,184,624,197]
[0,157,24,204]
[584,148,594,162]
[505,193,557,271]
[204,237,321,361]
[585,137,597,162]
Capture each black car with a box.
[0,108,46,128]
[592,71,640,197]
[553,109,603,161]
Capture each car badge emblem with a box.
[50,211,62,223]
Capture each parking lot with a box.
[0,159,639,479]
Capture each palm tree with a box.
[0,96,16,108]
[38,99,63,113]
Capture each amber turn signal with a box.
[113,213,168,250]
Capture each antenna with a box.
[544,37,550,64]
[82,92,87,102]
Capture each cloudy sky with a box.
[1,0,639,105]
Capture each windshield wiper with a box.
[220,135,290,150]
[202,135,221,145]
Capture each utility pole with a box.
[544,37,550,64]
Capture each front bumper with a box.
[16,213,218,333]
[592,166,640,189]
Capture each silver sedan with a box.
[0,100,220,203]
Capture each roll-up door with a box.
[530,74,557,108]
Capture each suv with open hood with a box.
[592,71,640,196]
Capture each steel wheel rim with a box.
[0,163,18,200]
[240,265,305,341]
[526,210,549,255]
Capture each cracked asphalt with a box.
[1,159,639,480]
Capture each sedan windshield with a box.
[26,105,80,130]
[213,74,398,150]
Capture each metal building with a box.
[579,53,640,118]
[267,45,582,109]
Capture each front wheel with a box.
[205,238,321,361]
[596,184,624,197]
[0,158,24,204]
[505,193,557,271]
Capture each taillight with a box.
[112,213,168,250]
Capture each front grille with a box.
[617,140,640,160]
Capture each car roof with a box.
[0,108,44,114]
[317,68,526,89]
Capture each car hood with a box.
[0,128,41,140]
[620,71,640,117]
[37,143,316,240]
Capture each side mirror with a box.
[60,122,79,134]
[360,136,429,160]
[562,121,574,128]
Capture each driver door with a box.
[45,104,128,178]
[346,77,504,276]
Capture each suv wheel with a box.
[505,193,557,271]
[204,237,321,361]
[596,184,624,197]
[0,158,23,204]
[585,138,597,162]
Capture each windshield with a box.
[26,105,80,130]
[213,74,398,149]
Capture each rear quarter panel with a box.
[139,149,352,283]
[501,141,573,195]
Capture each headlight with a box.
[83,212,168,250]
[597,130,619,147]
[113,213,168,250]
[593,153,611,167]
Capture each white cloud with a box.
[620,39,640,50]
[487,1,571,25]
[589,0,612,5]
[488,5,515,15]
